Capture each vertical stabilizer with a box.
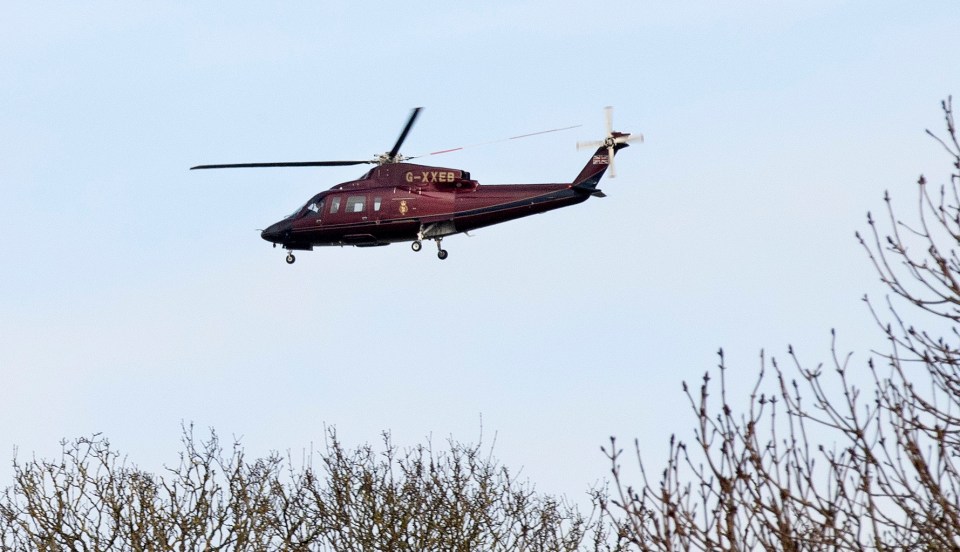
[572,141,630,190]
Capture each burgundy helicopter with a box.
[191,107,640,262]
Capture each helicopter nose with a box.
[260,221,286,243]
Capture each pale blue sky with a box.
[2,2,960,503]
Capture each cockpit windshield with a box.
[287,194,324,220]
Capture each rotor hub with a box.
[376,153,408,165]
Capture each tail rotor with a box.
[576,106,642,178]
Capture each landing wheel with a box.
[434,237,448,260]
[285,253,296,264]
[411,240,422,252]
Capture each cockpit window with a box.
[304,199,324,218]
[329,196,341,214]
[289,196,325,219]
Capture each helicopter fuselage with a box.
[261,162,594,252]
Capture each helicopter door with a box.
[340,194,370,223]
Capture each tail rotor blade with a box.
[616,133,644,146]
[604,106,613,137]
[607,145,616,178]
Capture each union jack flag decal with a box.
[592,155,609,165]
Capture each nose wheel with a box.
[285,252,296,264]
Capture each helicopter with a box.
[191,107,641,263]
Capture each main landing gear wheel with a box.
[435,237,448,260]
[411,240,422,252]
[285,253,296,264]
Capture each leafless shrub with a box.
[1,425,612,551]
[603,98,960,551]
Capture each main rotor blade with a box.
[387,107,423,160]
[410,125,582,159]
[190,160,372,170]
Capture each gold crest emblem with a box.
[399,200,409,215]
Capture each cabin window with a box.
[373,197,382,211]
[345,195,365,213]
[329,196,341,214]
